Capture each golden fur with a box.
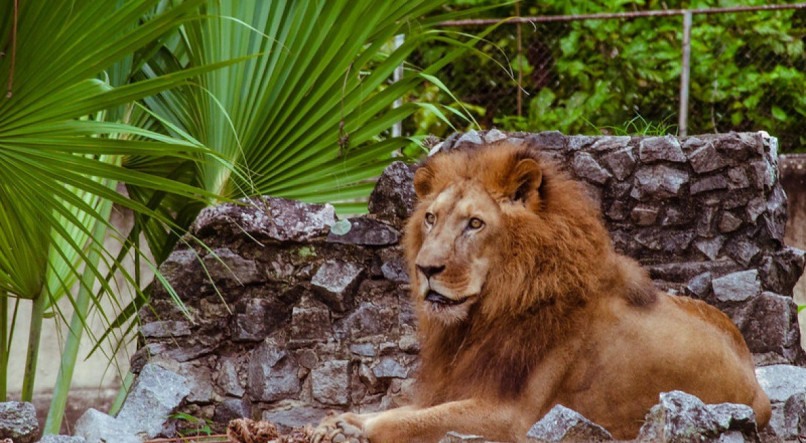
[313,141,770,442]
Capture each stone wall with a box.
[136,131,805,435]
[781,153,806,349]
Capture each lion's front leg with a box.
[357,400,520,443]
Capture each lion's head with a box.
[404,141,613,326]
[403,140,659,403]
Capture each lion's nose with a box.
[417,264,445,278]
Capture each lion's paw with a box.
[310,412,368,443]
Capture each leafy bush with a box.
[412,0,805,149]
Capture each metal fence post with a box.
[392,34,405,138]
[679,10,692,137]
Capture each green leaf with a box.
[771,105,788,122]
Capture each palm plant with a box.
[0,0,238,431]
[1,0,478,435]
[138,1,472,209]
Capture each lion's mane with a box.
[403,142,657,406]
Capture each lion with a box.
[312,140,771,442]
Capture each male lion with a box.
[313,141,771,442]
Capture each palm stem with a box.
[44,195,114,434]
[21,289,46,401]
[0,293,7,401]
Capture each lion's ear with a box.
[508,158,543,204]
[413,165,435,199]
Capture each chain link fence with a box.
[406,3,806,152]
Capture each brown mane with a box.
[403,141,657,405]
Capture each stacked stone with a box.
[137,187,419,433]
[136,130,806,438]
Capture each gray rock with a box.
[687,142,728,173]
[526,405,612,442]
[232,298,275,342]
[605,200,629,221]
[213,398,251,423]
[262,406,329,432]
[589,136,630,152]
[646,259,741,286]
[247,338,301,402]
[290,297,331,344]
[750,160,774,190]
[37,436,87,443]
[327,217,400,246]
[381,257,409,283]
[343,302,398,340]
[217,356,245,397]
[727,167,750,189]
[157,249,200,290]
[116,363,191,438]
[637,391,759,442]
[755,365,806,403]
[694,237,725,260]
[566,135,597,150]
[295,349,319,369]
[203,247,261,285]
[483,128,508,143]
[735,292,801,361]
[631,205,659,226]
[311,260,363,312]
[718,212,743,233]
[782,392,806,440]
[0,402,38,443]
[601,147,636,180]
[631,165,689,200]
[312,360,351,406]
[760,247,806,295]
[179,363,215,404]
[74,409,139,443]
[457,130,483,145]
[696,205,718,237]
[711,270,761,302]
[723,239,761,267]
[142,342,214,363]
[690,175,729,195]
[139,320,192,339]
[639,136,686,163]
[572,152,612,184]
[368,161,416,227]
[527,131,567,150]
[372,357,408,379]
[660,207,694,227]
[745,197,766,223]
[685,272,712,298]
[350,343,377,357]
[191,196,336,242]
[763,186,788,243]
[714,133,761,160]
[635,229,694,253]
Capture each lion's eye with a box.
[425,212,436,225]
[468,217,484,230]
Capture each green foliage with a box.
[171,412,214,437]
[413,0,805,150]
[1,0,473,434]
[590,114,678,136]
